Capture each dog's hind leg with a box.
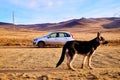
[87,55,94,69]
[87,50,94,69]
[69,54,77,71]
[81,55,87,69]
[66,53,71,69]
[66,49,76,71]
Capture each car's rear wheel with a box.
[38,42,45,48]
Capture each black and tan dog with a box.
[56,32,108,70]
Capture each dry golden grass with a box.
[0,28,47,46]
[0,28,120,46]
[0,46,120,80]
[0,28,120,80]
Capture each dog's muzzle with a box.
[102,41,108,45]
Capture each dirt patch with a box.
[0,46,120,80]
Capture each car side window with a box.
[49,32,70,38]
[49,33,56,38]
[59,33,64,37]
[64,33,70,37]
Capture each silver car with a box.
[33,32,74,48]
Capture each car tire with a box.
[38,42,45,48]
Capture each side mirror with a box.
[47,36,50,38]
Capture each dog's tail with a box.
[56,45,67,67]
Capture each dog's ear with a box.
[97,32,101,38]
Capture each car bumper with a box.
[33,42,37,46]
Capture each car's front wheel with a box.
[38,42,45,48]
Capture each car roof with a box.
[50,31,71,34]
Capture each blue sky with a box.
[0,0,120,24]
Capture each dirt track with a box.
[0,46,120,80]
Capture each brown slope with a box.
[102,17,120,28]
[0,17,120,32]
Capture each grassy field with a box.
[0,28,119,46]
[0,28,120,80]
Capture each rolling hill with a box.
[0,17,120,32]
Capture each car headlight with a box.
[34,38,38,41]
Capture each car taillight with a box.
[70,33,74,38]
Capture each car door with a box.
[56,32,70,45]
[45,32,58,44]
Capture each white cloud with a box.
[28,0,38,8]
[9,0,63,9]
[10,0,19,4]
[43,0,63,9]
[9,0,39,9]
[57,1,63,6]
[48,1,54,7]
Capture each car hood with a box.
[34,36,46,41]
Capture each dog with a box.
[56,32,108,70]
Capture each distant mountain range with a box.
[0,17,120,32]
[0,22,13,25]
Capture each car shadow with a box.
[0,46,62,49]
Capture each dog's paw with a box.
[89,67,94,70]
[80,66,83,69]
[68,67,76,71]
